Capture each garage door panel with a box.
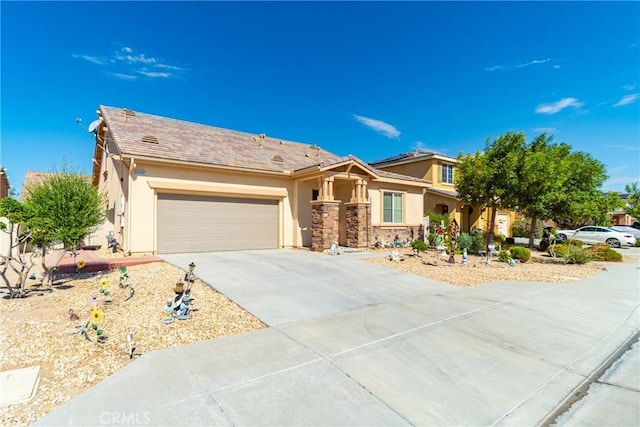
[157,194,278,253]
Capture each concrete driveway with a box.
[37,249,639,426]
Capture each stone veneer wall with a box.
[371,226,422,247]
[345,203,370,248]
[311,201,340,251]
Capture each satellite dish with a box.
[88,119,103,134]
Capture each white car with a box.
[611,225,640,240]
[556,226,637,248]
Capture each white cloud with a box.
[73,46,186,80]
[535,97,584,114]
[73,54,106,65]
[553,65,561,69]
[137,70,171,78]
[114,48,157,65]
[623,84,636,91]
[109,72,137,80]
[517,58,551,68]
[354,115,400,139]
[487,58,553,72]
[613,94,638,107]
[155,63,185,71]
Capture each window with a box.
[441,163,454,184]
[383,192,403,223]
[312,189,319,201]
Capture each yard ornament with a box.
[163,298,174,324]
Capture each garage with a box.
[157,193,279,253]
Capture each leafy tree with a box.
[513,133,572,248]
[624,182,640,221]
[456,131,525,250]
[545,151,618,229]
[14,167,105,291]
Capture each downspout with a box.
[126,158,135,255]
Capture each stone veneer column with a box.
[311,201,340,251]
[345,203,370,249]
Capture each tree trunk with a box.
[528,215,538,249]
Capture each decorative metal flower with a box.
[99,277,110,290]
[76,260,86,270]
[90,308,104,324]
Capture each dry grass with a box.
[0,262,265,426]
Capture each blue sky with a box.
[2,1,639,196]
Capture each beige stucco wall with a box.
[293,179,318,248]
[92,134,130,250]
[367,182,424,227]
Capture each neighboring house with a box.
[608,192,636,226]
[20,171,56,200]
[370,151,515,236]
[91,106,429,254]
[0,167,10,199]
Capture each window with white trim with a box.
[441,163,454,184]
[383,192,403,223]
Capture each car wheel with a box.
[606,238,621,248]
[557,233,567,242]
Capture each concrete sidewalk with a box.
[37,250,640,426]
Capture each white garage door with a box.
[157,193,278,253]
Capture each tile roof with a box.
[300,155,430,185]
[99,106,343,173]
[21,171,56,199]
[427,187,460,199]
[370,150,457,167]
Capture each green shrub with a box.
[410,238,428,253]
[457,233,473,250]
[588,243,623,262]
[566,239,583,248]
[563,245,591,264]
[498,250,511,263]
[470,230,486,254]
[509,246,531,262]
[494,234,506,247]
[501,242,514,251]
[551,243,567,258]
[511,219,544,238]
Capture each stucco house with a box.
[370,151,515,237]
[0,167,10,200]
[90,106,429,255]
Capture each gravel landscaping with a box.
[0,246,629,425]
[367,248,612,286]
[0,260,265,426]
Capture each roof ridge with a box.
[100,105,325,151]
